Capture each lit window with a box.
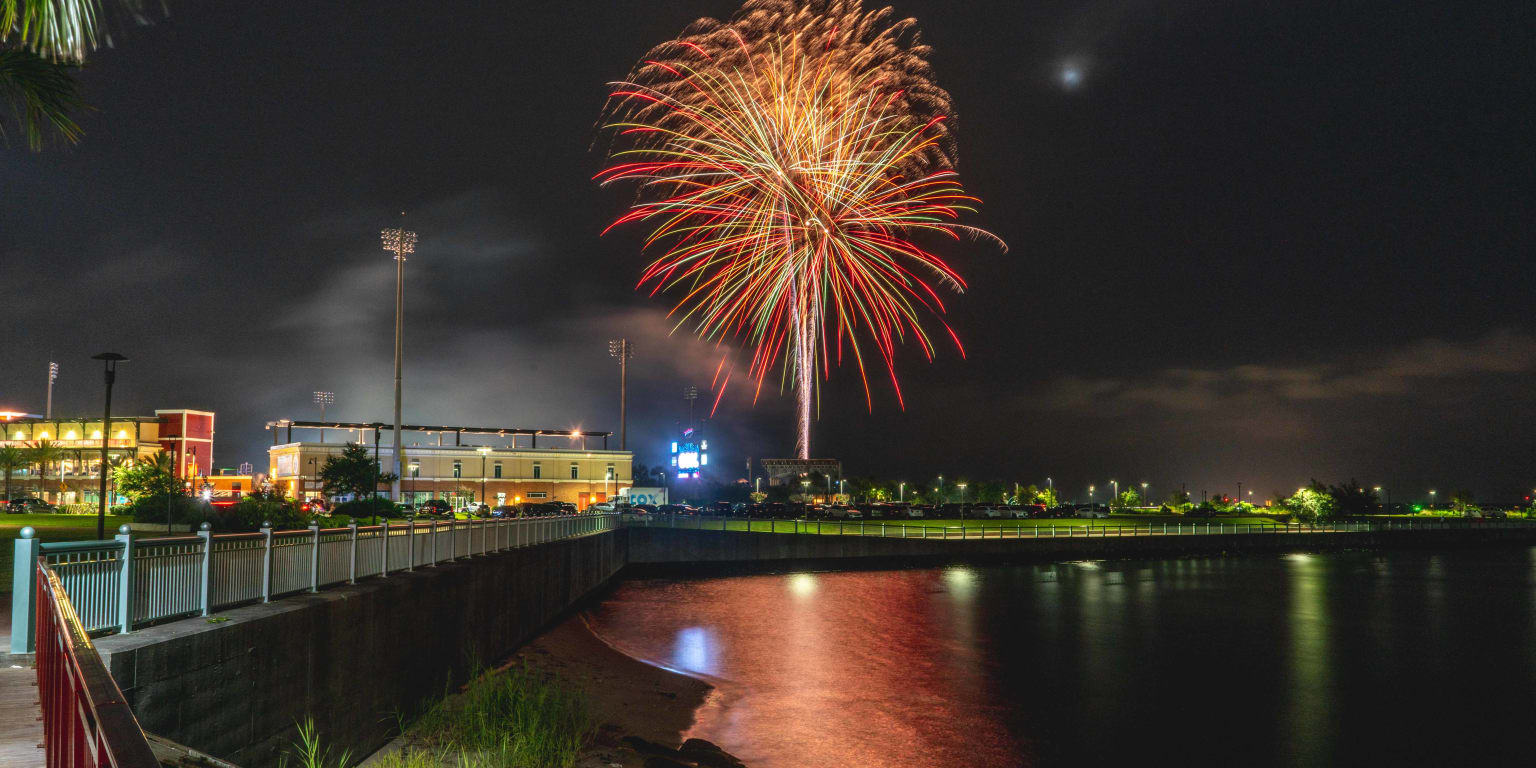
[116,430,128,439]
[532,463,541,479]
[65,431,77,439]
[570,464,579,480]
[453,461,462,478]
[493,463,502,479]
[91,431,101,439]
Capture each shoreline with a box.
[509,614,715,768]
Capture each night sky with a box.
[3,1,1533,503]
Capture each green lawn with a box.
[2,513,131,596]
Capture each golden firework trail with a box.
[597,0,1003,459]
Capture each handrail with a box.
[620,513,1536,542]
[10,513,620,654]
[36,559,161,768]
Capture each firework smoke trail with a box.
[596,0,1004,460]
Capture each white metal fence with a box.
[10,514,618,653]
[621,512,1536,540]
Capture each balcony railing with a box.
[11,514,619,654]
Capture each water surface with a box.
[585,548,1536,766]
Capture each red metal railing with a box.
[35,559,160,768]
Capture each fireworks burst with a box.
[596,0,1003,459]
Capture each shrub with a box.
[332,497,396,521]
[125,494,205,526]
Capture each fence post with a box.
[198,522,213,616]
[260,521,273,601]
[348,522,358,584]
[406,518,416,571]
[429,519,439,564]
[381,521,390,577]
[448,520,456,561]
[302,520,319,592]
[116,525,134,634]
[10,527,38,654]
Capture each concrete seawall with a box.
[94,529,626,768]
[626,524,1536,570]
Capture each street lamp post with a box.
[478,447,491,507]
[957,482,968,517]
[899,482,906,502]
[1110,480,1118,509]
[1089,485,1095,506]
[1373,486,1384,514]
[937,475,944,504]
[381,224,417,503]
[609,339,634,450]
[1141,482,1149,508]
[91,353,127,540]
[1428,489,1437,508]
[409,462,419,505]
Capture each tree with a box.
[1324,480,1378,517]
[1282,483,1335,523]
[1165,489,1191,508]
[28,440,64,500]
[1032,486,1060,508]
[319,444,385,501]
[1118,489,1142,509]
[1449,489,1476,513]
[0,445,25,500]
[106,454,132,504]
[0,0,157,149]
[111,452,178,501]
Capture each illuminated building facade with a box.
[0,408,216,504]
[265,420,632,507]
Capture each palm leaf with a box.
[0,0,155,62]
[0,47,83,149]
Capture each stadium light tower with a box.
[46,360,58,419]
[381,223,417,501]
[683,385,698,431]
[313,391,334,442]
[609,339,634,450]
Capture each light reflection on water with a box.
[584,548,1536,767]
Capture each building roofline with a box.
[267,442,630,454]
[264,420,613,438]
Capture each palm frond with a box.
[0,0,155,62]
[0,47,84,149]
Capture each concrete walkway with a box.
[0,665,44,768]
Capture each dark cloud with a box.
[2,0,1533,500]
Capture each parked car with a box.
[589,501,618,513]
[417,499,451,517]
[7,497,53,513]
[491,505,519,518]
[1075,504,1110,519]
[1010,504,1048,519]
[629,504,658,516]
[976,506,1005,519]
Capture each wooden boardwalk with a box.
[0,665,44,768]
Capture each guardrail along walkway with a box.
[10,514,619,655]
[622,513,1536,540]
